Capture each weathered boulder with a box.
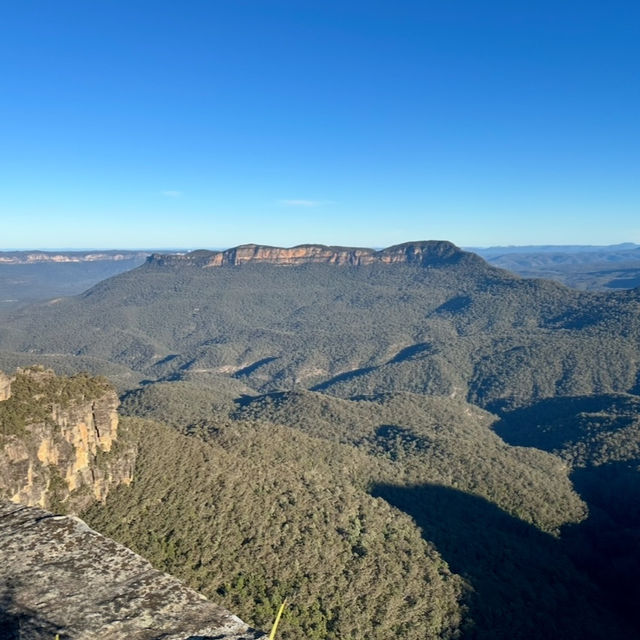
[0,501,264,639]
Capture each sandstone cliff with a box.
[0,501,263,639]
[0,372,10,402]
[148,240,479,268]
[0,367,134,512]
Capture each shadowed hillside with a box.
[494,394,640,630]
[371,483,630,639]
[111,378,640,637]
[230,389,584,532]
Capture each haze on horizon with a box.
[1,1,638,249]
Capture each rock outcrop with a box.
[0,501,263,639]
[0,372,10,402]
[148,240,478,268]
[0,367,134,512]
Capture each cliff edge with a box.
[0,501,263,639]
[0,367,134,512]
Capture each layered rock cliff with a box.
[0,367,134,512]
[0,501,263,639]
[148,240,479,268]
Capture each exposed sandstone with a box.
[0,372,10,401]
[148,240,474,268]
[0,501,263,639]
[0,368,134,512]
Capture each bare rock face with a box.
[0,367,134,512]
[0,372,10,401]
[148,240,476,269]
[0,501,264,639]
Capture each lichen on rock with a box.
[0,501,264,639]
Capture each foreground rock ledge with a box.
[0,502,264,639]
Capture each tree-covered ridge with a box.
[1,242,639,637]
[1,249,639,409]
[122,381,585,530]
[494,393,640,467]
[117,379,640,635]
[231,389,584,532]
[1,367,636,637]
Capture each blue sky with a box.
[1,1,639,249]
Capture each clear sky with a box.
[1,1,639,249]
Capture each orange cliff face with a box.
[0,368,135,513]
[147,240,472,269]
[0,371,10,401]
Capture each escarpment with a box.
[0,366,134,512]
[147,240,481,268]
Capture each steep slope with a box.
[2,241,640,408]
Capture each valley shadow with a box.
[371,424,429,459]
[561,461,640,624]
[233,391,283,409]
[490,393,636,450]
[232,356,278,378]
[386,342,433,364]
[310,366,375,391]
[490,400,640,633]
[608,274,640,288]
[434,295,472,314]
[370,483,625,640]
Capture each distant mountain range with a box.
[470,244,640,289]
[0,250,150,264]
[468,242,640,256]
[0,250,149,314]
[2,242,639,317]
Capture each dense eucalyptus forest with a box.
[1,241,639,639]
